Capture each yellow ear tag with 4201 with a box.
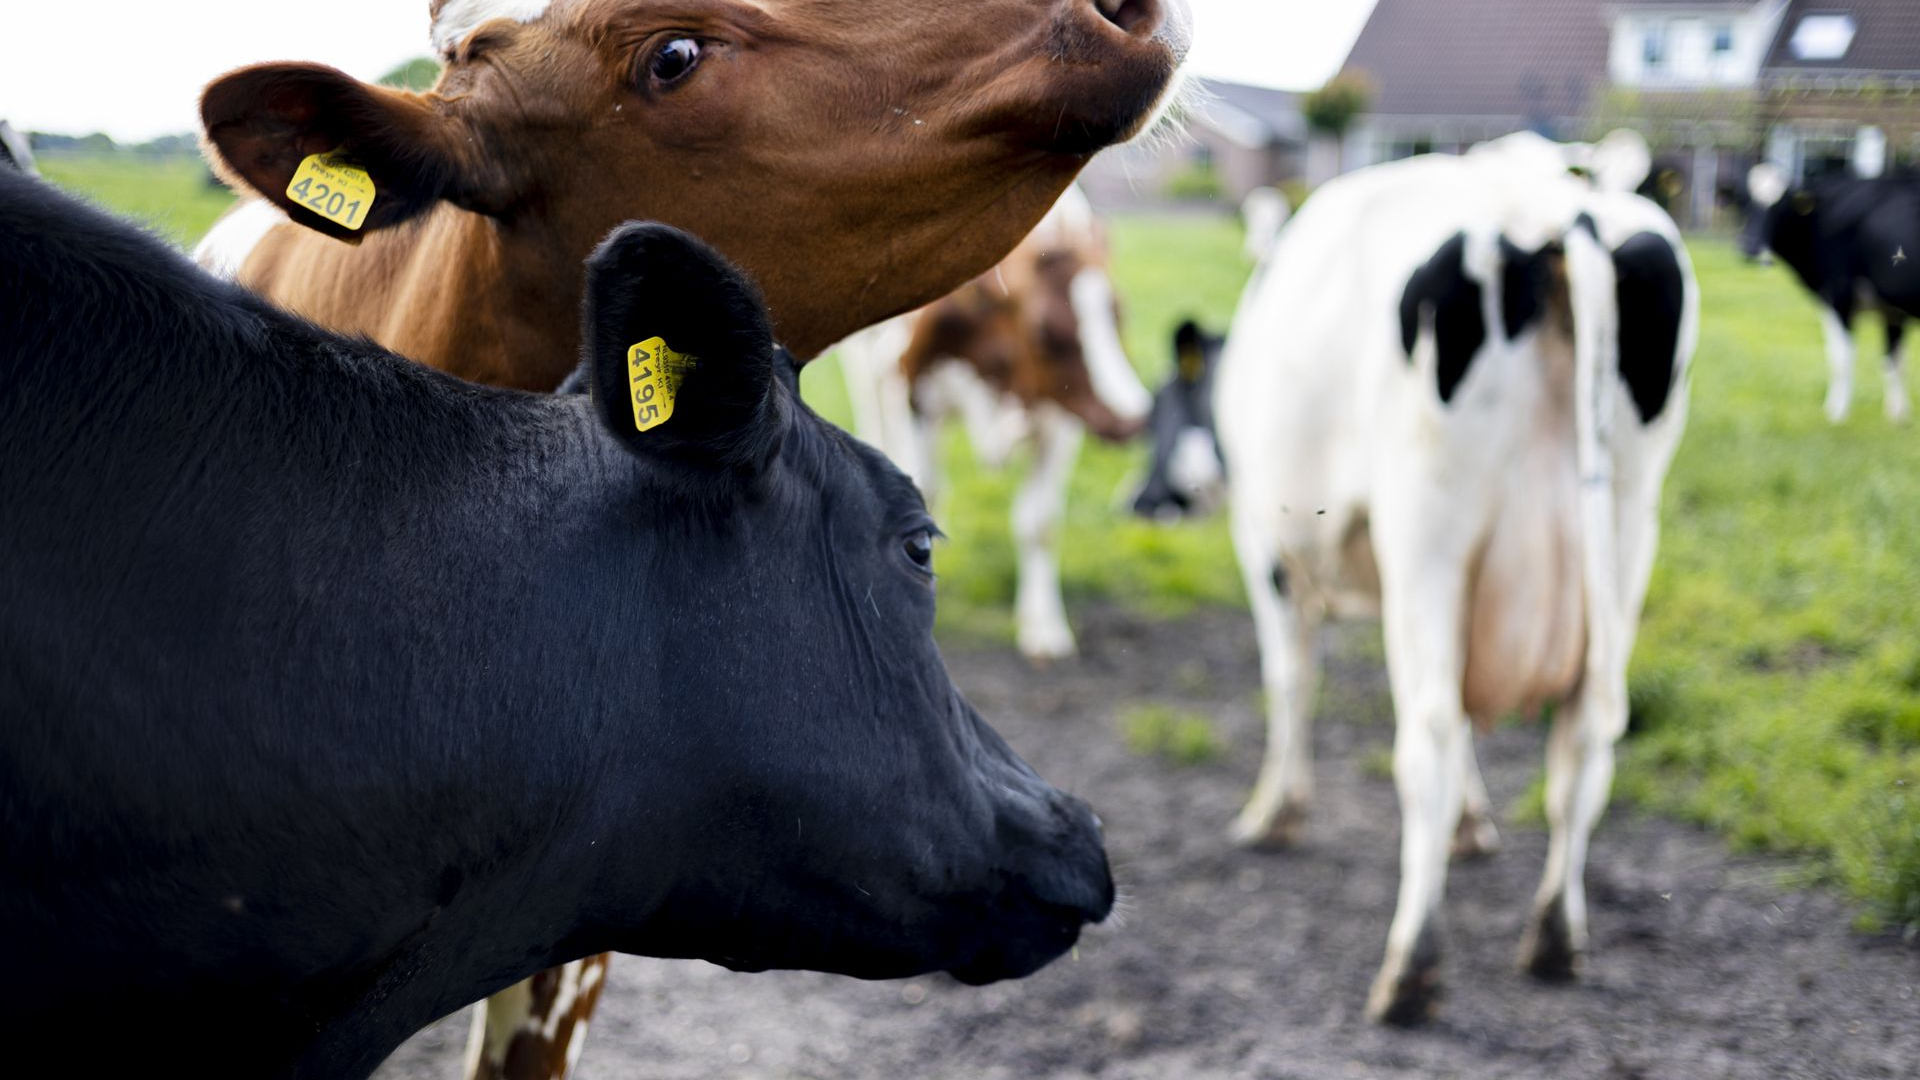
[286,150,376,231]
[627,337,696,432]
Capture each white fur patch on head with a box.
[1069,268,1151,423]
[1748,163,1788,210]
[430,0,555,57]
[192,200,288,280]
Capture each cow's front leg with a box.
[1453,732,1501,858]
[465,954,611,1080]
[1228,524,1319,848]
[1366,575,1470,1025]
[1819,303,1856,423]
[1013,404,1083,661]
[1884,313,1909,424]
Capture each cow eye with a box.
[646,38,703,89]
[902,529,935,573]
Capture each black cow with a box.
[1130,319,1226,520]
[1739,163,1920,423]
[0,169,1112,1078]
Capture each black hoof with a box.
[1520,895,1583,982]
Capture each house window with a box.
[1789,15,1856,61]
[1712,23,1734,55]
[1643,25,1668,68]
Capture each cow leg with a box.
[1013,404,1083,661]
[1452,732,1501,859]
[1518,649,1628,980]
[1228,542,1319,848]
[1819,301,1856,424]
[464,954,611,1080]
[1884,313,1909,424]
[1365,575,1470,1025]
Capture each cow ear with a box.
[582,223,785,475]
[200,63,520,242]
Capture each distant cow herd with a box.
[3,0,1914,1075]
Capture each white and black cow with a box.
[1130,319,1226,519]
[1133,132,1696,1023]
[1740,163,1919,424]
[0,170,1112,1078]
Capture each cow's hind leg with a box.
[1884,312,1909,423]
[1453,732,1501,858]
[1013,404,1083,661]
[1518,662,1628,980]
[1366,574,1470,1025]
[1228,530,1319,848]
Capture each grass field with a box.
[38,154,1920,932]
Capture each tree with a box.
[1302,71,1374,139]
[378,57,442,91]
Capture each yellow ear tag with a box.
[286,150,377,231]
[626,336,696,432]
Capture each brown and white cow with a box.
[838,186,1151,660]
[196,0,1190,384]
[192,2,1187,1076]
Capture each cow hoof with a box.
[1017,622,1076,665]
[1228,801,1307,850]
[1519,895,1585,982]
[1366,926,1443,1026]
[1451,810,1501,860]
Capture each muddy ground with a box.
[377,607,1918,1080]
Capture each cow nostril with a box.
[1094,0,1159,35]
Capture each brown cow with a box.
[838,186,1150,660]
[193,3,1187,1077]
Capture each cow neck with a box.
[248,202,585,392]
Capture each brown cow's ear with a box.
[200,62,519,242]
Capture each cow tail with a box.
[1563,217,1624,689]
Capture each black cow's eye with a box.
[647,38,703,88]
[903,530,935,572]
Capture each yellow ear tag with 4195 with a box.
[627,337,696,432]
[286,150,376,231]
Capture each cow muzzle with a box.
[947,790,1114,984]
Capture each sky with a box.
[0,0,1377,143]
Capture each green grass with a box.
[1617,238,1920,934]
[37,152,234,249]
[1118,704,1225,766]
[42,155,1920,932]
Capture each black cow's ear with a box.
[582,223,783,474]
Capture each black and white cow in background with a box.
[1132,131,1696,1024]
[1130,319,1225,520]
[0,170,1113,1078]
[0,120,35,174]
[1740,162,1919,424]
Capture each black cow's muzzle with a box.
[946,788,1114,985]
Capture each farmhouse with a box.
[1341,0,1920,225]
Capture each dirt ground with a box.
[376,607,1919,1080]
